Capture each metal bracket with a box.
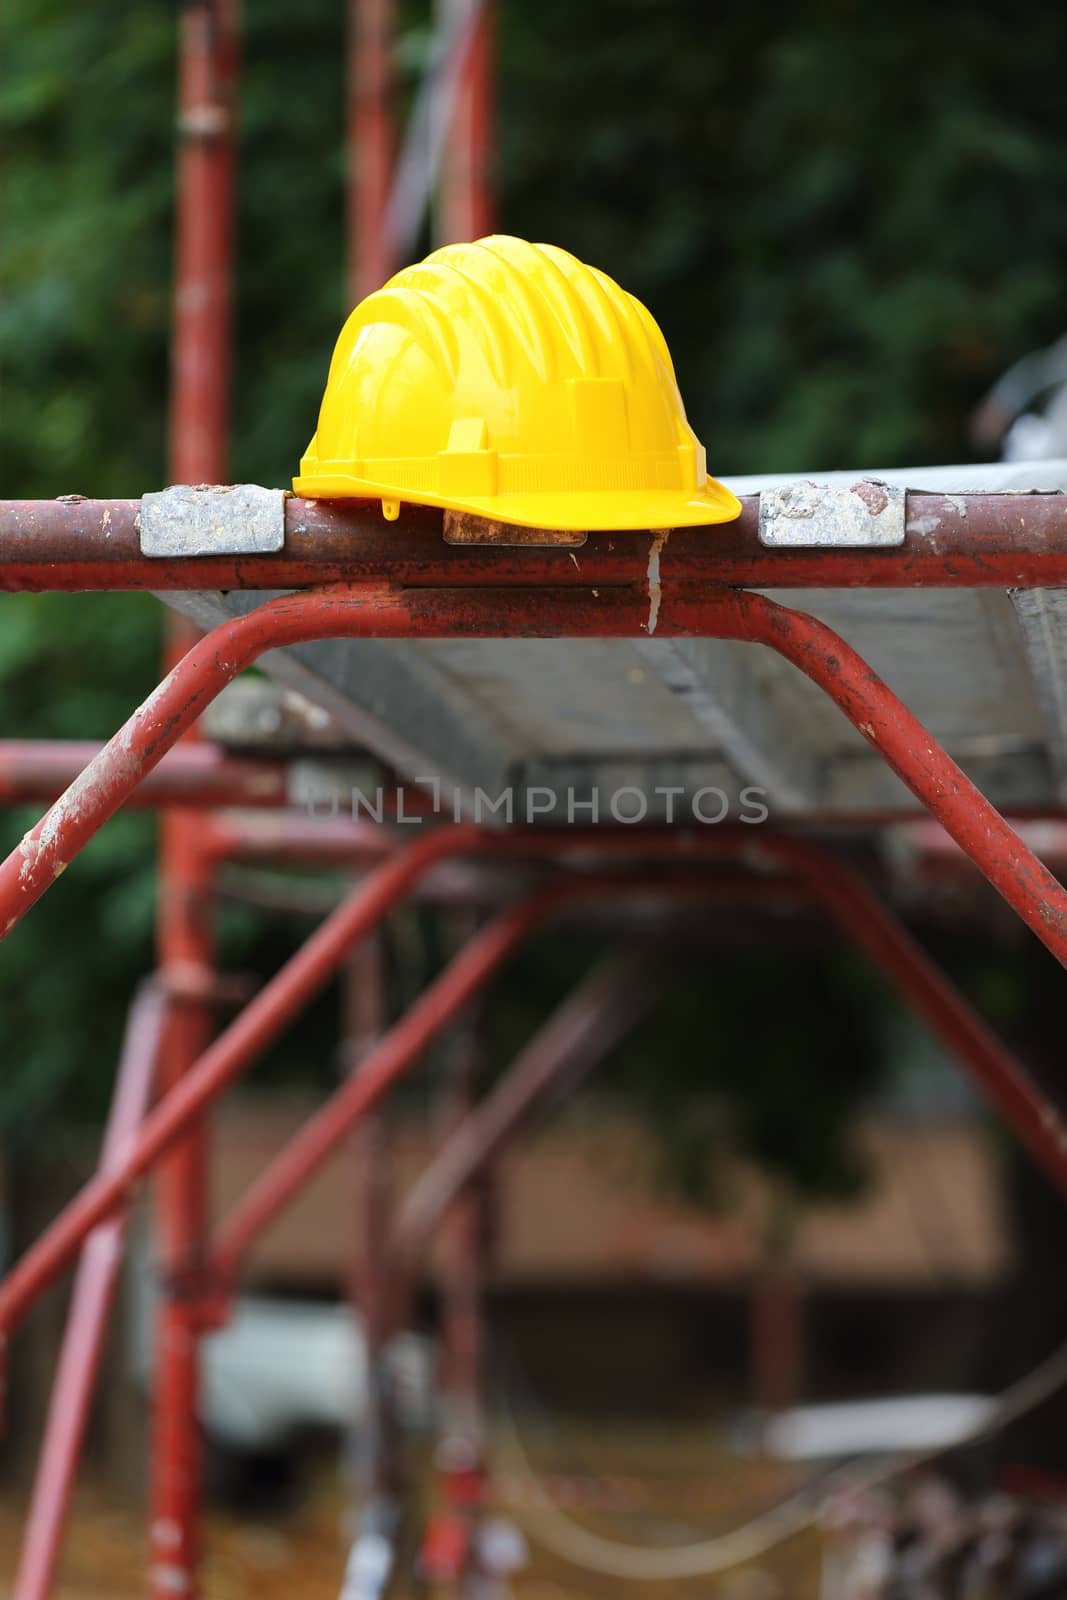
[758,479,906,548]
[140,484,286,558]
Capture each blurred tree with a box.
[482,930,879,1210]
[498,0,1067,473]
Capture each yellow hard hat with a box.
[293,235,741,532]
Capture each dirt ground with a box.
[0,1423,825,1598]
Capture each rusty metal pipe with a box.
[202,812,394,866]
[431,910,491,1468]
[13,980,169,1600]
[2,585,1067,976]
[344,934,397,1499]
[349,0,395,301]
[391,945,657,1262]
[0,741,285,809]
[154,0,239,1581]
[787,846,1067,1204]
[438,0,493,245]
[5,493,1067,591]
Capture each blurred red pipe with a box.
[169,0,237,486]
[157,0,239,1586]
[434,911,491,1462]
[391,946,658,1262]
[203,811,393,865]
[350,0,395,301]
[14,981,169,1600]
[438,0,493,243]
[0,741,285,809]
[344,934,398,1498]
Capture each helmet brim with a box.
[291,473,743,532]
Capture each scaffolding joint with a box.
[140,484,286,558]
[160,959,256,1009]
[759,479,907,548]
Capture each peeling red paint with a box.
[852,480,889,516]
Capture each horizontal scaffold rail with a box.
[0,740,286,808]
[2,488,1067,590]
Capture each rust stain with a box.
[851,481,888,516]
[442,509,585,548]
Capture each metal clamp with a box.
[140,484,286,558]
[758,479,906,548]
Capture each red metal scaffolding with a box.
[5,558,1067,1594]
[6,1,1067,1595]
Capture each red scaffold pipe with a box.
[207,880,572,1293]
[757,839,1067,1204]
[5,493,1067,591]
[1,584,1065,966]
[391,946,656,1260]
[0,741,285,809]
[349,0,395,301]
[158,0,239,1577]
[13,980,169,1600]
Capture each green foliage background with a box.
[3,0,1067,1198]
